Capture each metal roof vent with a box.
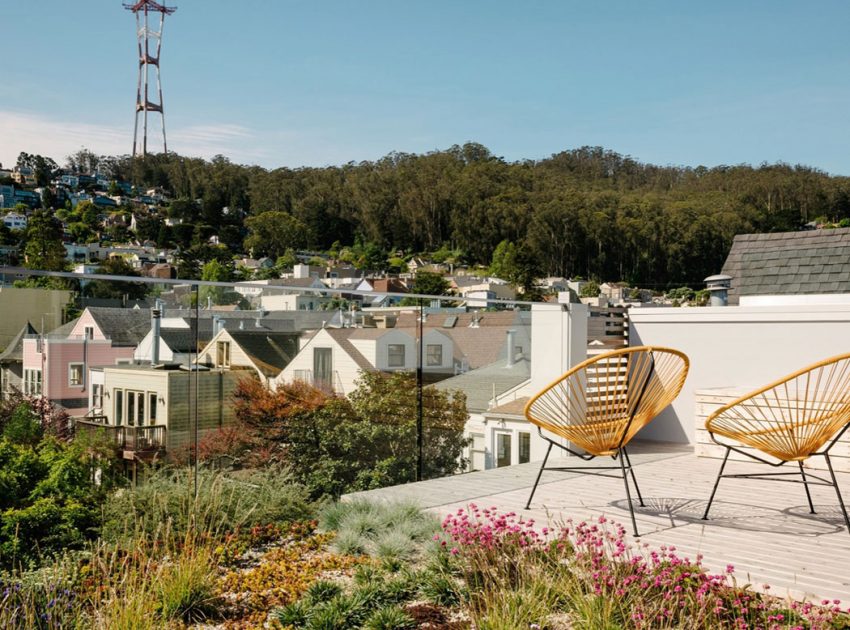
[704,274,733,307]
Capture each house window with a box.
[496,432,512,468]
[216,341,231,368]
[426,344,442,367]
[149,392,157,424]
[115,389,124,425]
[69,363,84,387]
[24,369,42,395]
[518,431,531,464]
[387,344,405,368]
[127,391,135,426]
[92,383,103,409]
[314,348,333,391]
[84,326,94,339]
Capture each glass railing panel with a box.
[0,265,584,496]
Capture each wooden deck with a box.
[346,441,850,604]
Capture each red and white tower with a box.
[124,0,177,157]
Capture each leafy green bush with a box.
[233,373,469,498]
[0,404,118,568]
[101,466,314,542]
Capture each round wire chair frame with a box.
[523,345,690,536]
[702,351,850,535]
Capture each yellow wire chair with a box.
[702,352,850,534]
[524,346,690,537]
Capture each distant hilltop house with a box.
[720,227,850,305]
[2,211,27,231]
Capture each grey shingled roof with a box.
[435,358,530,413]
[48,318,81,337]
[227,331,300,377]
[721,228,850,304]
[0,322,37,363]
[85,307,152,346]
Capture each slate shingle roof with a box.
[721,228,850,304]
[0,322,37,363]
[86,307,152,346]
[227,331,300,378]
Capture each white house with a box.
[272,326,455,395]
[196,328,300,386]
[2,211,27,231]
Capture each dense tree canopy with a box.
[40,144,850,287]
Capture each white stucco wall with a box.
[630,304,850,444]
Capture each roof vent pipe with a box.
[505,329,516,368]
[151,306,162,365]
[212,315,224,337]
[704,274,733,307]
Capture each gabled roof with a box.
[158,321,214,353]
[721,228,850,303]
[48,318,81,337]
[85,307,151,346]
[0,322,37,363]
[226,330,300,378]
[435,358,530,413]
[322,328,374,372]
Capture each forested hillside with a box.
[89,144,850,287]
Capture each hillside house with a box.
[21,307,151,415]
[197,328,300,386]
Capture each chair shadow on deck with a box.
[608,496,847,537]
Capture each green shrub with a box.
[0,497,97,563]
[419,569,463,607]
[304,579,344,605]
[272,598,310,627]
[362,605,415,630]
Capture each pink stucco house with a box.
[22,307,152,416]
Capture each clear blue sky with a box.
[2,1,849,173]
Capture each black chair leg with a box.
[622,447,645,507]
[799,461,816,514]
[525,441,553,510]
[703,447,731,520]
[619,448,640,537]
[824,453,850,535]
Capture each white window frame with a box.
[148,391,158,424]
[83,326,94,339]
[24,368,42,395]
[426,344,442,367]
[494,430,513,468]
[387,343,406,368]
[114,388,124,425]
[68,362,84,387]
[518,431,531,465]
[216,340,231,368]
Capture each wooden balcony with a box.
[75,417,166,459]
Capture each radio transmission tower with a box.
[124,0,177,157]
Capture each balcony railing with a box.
[292,369,344,394]
[75,417,166,453]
